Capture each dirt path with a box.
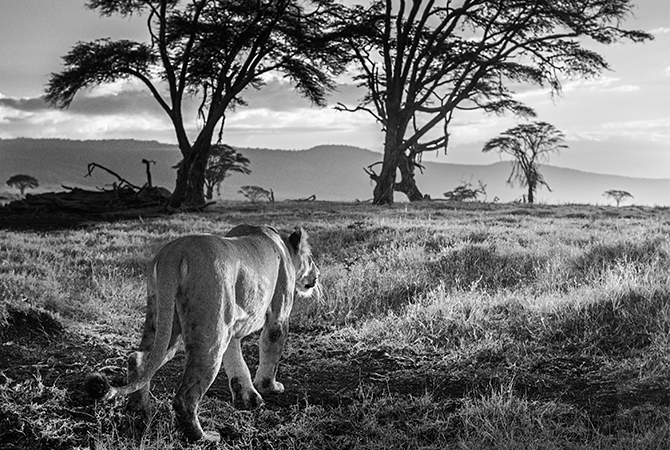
[1,308,667,449]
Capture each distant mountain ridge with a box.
[0,138,668,206]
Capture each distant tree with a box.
[45,0,348,208]
[6,174,39,196]
[603,189,633,207]
[204,144,251,200]
[444,179,486,202]
[483,121,566,204]
[336,0,652,205]
[239,185,273,204]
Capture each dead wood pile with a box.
[1,185,171,214]
[0,162,173,217]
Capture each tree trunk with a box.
[373,115,428,204]
[395,152,425,202]
[169,138,212,208]
[373,163,396,205]
[373,121,405,205]
[527,184,534,204]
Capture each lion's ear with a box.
[288,227,311,257]
[288,228,303,252]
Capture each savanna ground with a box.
[1,201,669,449]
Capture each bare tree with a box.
[443,179,487,202]
[239,185,273,203]
[204,144,251,200]
[337,0,651,205]
[6,174,39,196]
[603,189,633,207]
[482,121,565,204]
[46,0,347,208]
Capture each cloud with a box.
[0,96,51,113]
[84,79,143,98]
[0,87,382,150]
[567,117,670,144]
[0,86,170,118]
[24,76,366,118]
[0,91,179,142]
[649,27,670,35]
[239,79,366,111]
[226,106,371,133]
[67,90,168,116]
[562,76,639,94]
[239,79,313,111]
[221,105,382,150]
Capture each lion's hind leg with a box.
[254,319,289,395]
[173,336,228,442]
[223,338,264,410]
[126,303,182,420]
[173,305,229,442]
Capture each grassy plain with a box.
[1,201,669,449]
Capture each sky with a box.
[0,0,668,179]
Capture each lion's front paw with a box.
[255,378,285,395]
[230,377,264,410]
[232,389,264,410]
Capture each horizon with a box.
[0,1,668,180]
[1,139,668,206]
[1,137,668,184]
[1,136,669,181]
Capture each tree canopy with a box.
[239,185,273,203]
[6,174,39,196]
[46,0,347,207]
[204,144,251,200]
[337,0,652,204]
[603,189,634,207]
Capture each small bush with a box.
[431,244,547,292]
[570,239,669,285]
[458,390,590,449]
[549,287,670,356]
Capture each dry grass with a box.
[0,201,668,449]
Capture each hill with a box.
[0,138,667,205]
[0,138,181,192]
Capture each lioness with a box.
[85,225,319,442]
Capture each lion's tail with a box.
[84,254,185,402]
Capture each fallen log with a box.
[1,185,171,215]
[0,160,224,226]
[293,194,316,202]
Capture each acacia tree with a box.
[46,0,346,207]
[482,121,565,203]
[443,179,487,202]
[338,0,651,205]
[239,185,273,203]
[603,189,633,207]
[203,144,251,200]
[6,174,39,196]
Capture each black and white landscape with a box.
[1,138,668,206]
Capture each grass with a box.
[0,201,668,449]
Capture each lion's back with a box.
[151,231,285,332]
[153,232,284,293]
